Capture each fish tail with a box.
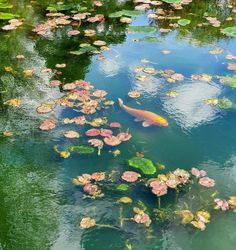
[118,98,124,107]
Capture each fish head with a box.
[154,116,169,127]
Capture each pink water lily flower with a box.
[132,209,151,227]
[150,180,168,196]
[117,132,132,142]
[91,172,105,181]
[191,167,207,178]
[171,73,184,81]
[173,168,190,184]
[86,129,101,136]
[39,117,56,131]
[214,198,229,211]
[92,90,107,98]
[199,177,215,188]
[73,116,86,125]
[121,171,140,183]
[83,183,98,194]
[75,80,92,90]
[104,136,121,146]
[100,129,113,137]
[55,63,66,69]
[109,122,121,128]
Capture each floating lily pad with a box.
[221,26,236,37]
[0,12,19,19]
[69,145,95,154]
[128,157,156,175]
[219,75,236,88]
[162,0,181,3]
[127,26,157,33]
[178,19,191,26]
[109,10,144,18]
[0,3,13,9]
[217,98,233,109]
[70,46,97,55]
[47,3,79,12]
[116,184,129,191]
[135,36,160,43]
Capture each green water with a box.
[0,0,236,249]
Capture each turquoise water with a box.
[0,0,236,249]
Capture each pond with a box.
[0,0,236,249]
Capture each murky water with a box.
[0,0,236,249]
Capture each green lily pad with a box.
[128,157,156,175]
[221,26,236,37]
[0,3,13,9]
[162,0,181,3]
[127,26,157,33]
[0,12,19,19]
[70,46,97,55]
[47,3,79,12]
[134,36,160,43]
[109,10,144,18]
[219,75,236,88]
[178,19,191,26]
[217,98,233,109]
[116,184,129,191]
[69,145,95,154]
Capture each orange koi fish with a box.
[118,98,168,127]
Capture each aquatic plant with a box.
[128,157,156,175]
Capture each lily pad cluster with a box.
[74,156,236,233]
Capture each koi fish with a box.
[118,98,168,127]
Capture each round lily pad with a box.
[128,157,156,175]
[221,26,236,37]
[116,184,129,191]
[178,19,191,26]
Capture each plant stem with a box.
[96,224,121,231]
[158,197,161,209]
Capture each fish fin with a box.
[118,98,123,107]
[142,121,153,127]
[134,118,143,122]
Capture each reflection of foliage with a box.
[0,163,60,249]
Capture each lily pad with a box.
[0,12,19,19]
[0,3,13,9]
[69,145,95,154]
[47,3,79,12]
[109,10,144,18]
[135,36,160,43]
[219,75,236,88]
[221,26,236,37]
[128,157,156,175]
[127,26,157,33]
[217,98,233,109]
[116,184,129,191]
[178,19,191,26]
[162,0,181,3]
[70,46,97,55]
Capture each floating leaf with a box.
[127,26,157,33]
[46,3,79,12]
[0,3,13,9]
[118,196,133,204]
[116,184,129,191]
[69,145,95,154]
[221,26,236,37]
[162,0,181,3]
[128,157,156,175]
[217,98,233,109]
[70,46,97,55]
[178,19,191,26]
[109,10,144,18]
[0,12,19,19]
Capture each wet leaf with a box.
[178,19,191,26]
[0,12,19,19]
[217,98,233,109]
[118,196,133,204]
[221,26,236,37]
[162,0,181,3]
[4,98,22,107]
[109,10,144,18]
[127,26,157,33]
[116,184,129,191]
[70,46,97,55]
[0,3,13,9]
[47,3,79,12]
[128,157,156,175]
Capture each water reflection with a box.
[162,81,222,130]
